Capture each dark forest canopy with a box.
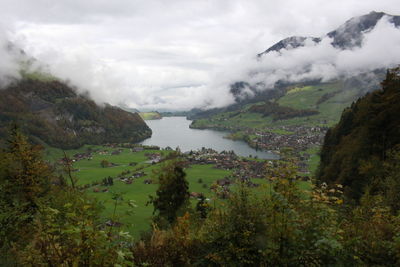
[318,67,400,201]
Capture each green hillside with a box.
[0,79,152,149]
[191,81,365,131]
[139,111,162,120]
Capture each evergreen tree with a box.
[0,125,52,258]
[318,67,400,201]
[149,161,189,226]
[0,126,134,265]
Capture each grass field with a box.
[139,112,162,120]
[192,81,362,131]
[278,83,339,110]
[46,144,312,238]
[46,145,236,237]
[286,85,315,95]
[301,146,321,176]
[84,162,234,237]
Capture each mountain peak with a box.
[327,11,399,49]
[257,36,321,56]
[259,11,400,56]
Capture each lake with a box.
[140,117,277,159]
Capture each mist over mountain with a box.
[0,8,399,111]
[229,11,400,103]
[258,11,400,56]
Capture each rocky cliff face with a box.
[0,79,151,149]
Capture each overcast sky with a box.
[1,0,400,111]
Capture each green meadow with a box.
[139,112,162,120]
[192,81,363,130]
[46,145,311,238]
[46,146,235,237]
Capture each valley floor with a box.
[47,144,310,238]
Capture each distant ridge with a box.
[258,11,400,56]
[227,11,400,103]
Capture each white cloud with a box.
[0,0,399,110]
[0,27,21,87]
[229,17,400,92]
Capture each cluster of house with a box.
[61,148,123,164]
[72,152,92,161]
[192,124,324,176]
[76,139,315,199]
[184,149,267,181]
[93,187,110,193]
[60,143,161,164]
[207,175,261,199]
[110,149,123,155]
[247,126,328,152]
[145,153,162,164]
[196,123,326,153]
[113,168,148,184]
[104,142,160,150]
[119,171,146,184]
[91,169,148,191]
[97,150,109,155]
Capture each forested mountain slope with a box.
[0,79,151,149]
[318,67,400,201]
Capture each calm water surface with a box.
[140,117,277,159]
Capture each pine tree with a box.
[0,125,52,251]
[149,161,189,226]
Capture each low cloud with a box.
[0,28,21,87]
[0,1,399,110]
[232,17,400,94]
[42,16,399,110]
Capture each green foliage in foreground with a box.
[0,128,134,266]
[2,129,400,266]
[133,159,400,266]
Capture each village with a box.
[245,125,328,152]
[60,142,313,200]
[59,124,317,194]
[192,120,326,154]
[184,148,267,180]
